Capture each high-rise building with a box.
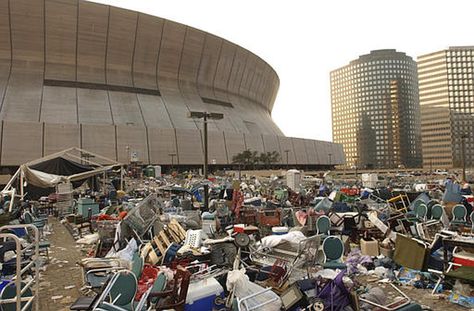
[418,47,474,169]
[331,50,422,169]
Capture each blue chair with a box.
[322,236,346,269]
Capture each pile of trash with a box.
[1,164,474,310]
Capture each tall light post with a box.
[284,149,290,168]
[188,111,224,210]
[168,152,177,173]
[461,134,468,182]
[328,153,332,167]
[353,156,360,183]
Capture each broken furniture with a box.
[148,266,191,311]
[80,252,143,292]
[359,283,417,311]
[450,204,468,229]
[321,235,346,269]
[250,233,321,285]
[315,215,331,236]
[141,219,186,265]
[123,194,161,243]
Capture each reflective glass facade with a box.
[331,50,422,169]
[418,47,474,169]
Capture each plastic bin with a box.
[185,277,224,311]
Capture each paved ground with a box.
[38,218,84,311]
[363,281,466,311]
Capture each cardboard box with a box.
[379,246,394,258]
[360,238,379,256]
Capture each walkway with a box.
[38,218,83,311]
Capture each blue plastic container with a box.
[185,277,224,311]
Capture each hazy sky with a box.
[91,0,474,142]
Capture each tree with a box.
[232,149,259,170]
[258,151,281,168]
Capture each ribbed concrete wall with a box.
[0,0,345,166]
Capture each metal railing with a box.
[0,224,40,311]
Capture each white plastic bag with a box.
[226,269,281,311]
[106,238,138,261]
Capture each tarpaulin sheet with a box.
[22,157,113,199]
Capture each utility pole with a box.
[284,149,290,168]
[168,153,177,173]
[188,111,224,210]
[353,156,360,184]
[461,134,468,182]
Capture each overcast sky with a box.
[91,0,474,142]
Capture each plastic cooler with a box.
[185,277,224,311]
[453,251,474,267]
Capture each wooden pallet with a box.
[143,220,187,264]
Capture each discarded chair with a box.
[76,208,93,238]
[450,204,467,229]
[387,194,410,214]
[471,211,474,233]
[82,252,143,292]
[23,212,46,237]
[97,271,165,311]
[321,236,346,270]
[315,215,331,236]
[430,204,444,221]
[72,270,134,311]
[147,266,191,311]
[359,283,416,311]
[0,281,34,311]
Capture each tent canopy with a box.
[2,147,122,199]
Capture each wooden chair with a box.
[148,266,191,311]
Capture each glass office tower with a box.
[418,47,474,169]
[331,50,422,169]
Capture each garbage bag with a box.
[226,269,281,311]
[316,270,351,311]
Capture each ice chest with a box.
[185,277,224,311]
[77,198,100,216]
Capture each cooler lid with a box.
[186,277,223,304]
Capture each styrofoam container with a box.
[185,277,224,311]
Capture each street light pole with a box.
[353,156,360,184]
[461,134,468,182]
[168,153,177,173]
[328,153,332,167]
[188,111,224,210]
[284,149,290,168]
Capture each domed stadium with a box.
[0,0,344,168]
